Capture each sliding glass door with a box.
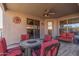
[60,20,68,34]
[27,18,40,39]
[60,18,79,35]
[68,18,79,34]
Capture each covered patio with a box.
[0,3,79,56]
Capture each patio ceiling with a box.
[4,3,79,18]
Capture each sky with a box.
[64,23,79,28]
[0,7,3,28]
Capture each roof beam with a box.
[2,3,8,11]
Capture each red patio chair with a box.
[21,34,29,41]
[0,38,22,56]
[32,40,60,56]
[58,33,67,41]
[44,35,52,42]
[58,32,74,42]
[66,32,74,42]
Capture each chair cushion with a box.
[7,47,21,52]
[6,47,22,56]
[21,34,29,41]
[0,38,22,56]
[0,38,7,53]
[1,38,7,52]
[58,32,74,42]
[32,40,59,56]
[6,49,22,56]
[44,35,52,42]
[41,40,59,56]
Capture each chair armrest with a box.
[0,52,8,56]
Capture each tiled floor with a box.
[57,42,79,56]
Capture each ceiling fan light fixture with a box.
[43,9,56,17]
[43,13,50,17]
[44,14,48,17]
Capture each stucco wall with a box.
[4,10,44,46]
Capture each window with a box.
[48,22,52,35]
[0,7,3,37]
[48,22,52,30]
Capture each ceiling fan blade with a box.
[43,8,56,17]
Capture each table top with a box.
[20,39,43,48]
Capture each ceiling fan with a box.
[43,9,56,17]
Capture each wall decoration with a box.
[13,17,21,24]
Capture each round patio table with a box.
[20,39,42,56]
